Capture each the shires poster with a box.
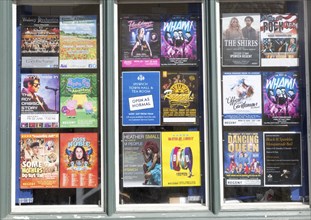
[60,133,98,188]
[20,133,59,189]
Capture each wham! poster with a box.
[20,74,59,128]
[20,133,59,189]
[123,132,162,187]
[261,14,298,67]
[222,72,262,126]
[222,14,260,66]
[223,132,263,187]
[60,133,98,188]
[121,16,160,68]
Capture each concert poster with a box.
[161,131,201,187]
[20,133,59,189]
[59,133,98,188]
[262,72,300,125]
[20,74,59,129]
[161,15,198,66]
[121,16,160,68]
[260,14,298,67]
[222,72,262,126]
[59,15,97,69]
[60,73,98,128]
[161,71,198,125]
[122,132,162,187]
[264,132,302,187]
[21,16,59,68]
[222,13,260,66]
[223,132,263,187]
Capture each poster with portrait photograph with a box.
[222,72,262,126]
[60,73,98,128]
[21,16,59,68]
[20,133,59,189]
[121,16,160,68]
[123,132,162,187]
[261,14,298,67]
[20,74,59,128]
[223,132,263,187]
[59,16,97,69]
[59,133,98,188]
[162,131,201,187]
[262,71,300,125]
[222,13,260,66]
[264,132,302,187]
[161,71,198,125]
[161,15,198,66]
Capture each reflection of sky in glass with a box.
[60,16,96,37]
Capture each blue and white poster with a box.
[122,71,160,126]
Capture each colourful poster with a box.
[262,72,300,125]
[20,133,59,189]
[223,132,263,187]
[222,72,262,126]
[121,16,160,68]
[60,73,98,128]
[59,16,97,69]
[161,71,198,125]
[260,14,298,67]
[59,133,98,188]
[21,16,59,68]
[123,132,162,187]
[20,74,59,128]
[264,132,302,187]
[222,14,260,66]
[162,131,201,187]
[161,15,198,66]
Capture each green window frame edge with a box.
[0,0,310,219]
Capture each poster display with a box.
[20,133,59,189]
[264,132,302,187]
[122,71,160,126]
[222,72,262,126]
[20,74,59,128]
[223,132,263,187]
[121,16,160,68]
[161,15,198,66]
[123,132,162,187]
[222,14,260,66]
[59,16,97,69]
[21,16,59,68]
[60,73,98,128]
[263,71,300,125]
[59,133,98,188]
[260,14,298,67]
[162,131,201,187]
[161,71,198,125]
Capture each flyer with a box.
[122,71,160,126]
[59,133,98,188]
[223,132,263,187]
[60,73,98,128]
[161,15,198,66]
[161,71,198,125]
[121,16,160,68]
[162,131,201,187]
[262,71,300,125]
[21,16,59,68]
[20,74,59,128]
[20,133,59,189]
[222,14,260,66]
[59,15,97,69]
[264,132,302,187]
[123,132,162,187]
[260,14,298,67]
[222,72,262,126]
